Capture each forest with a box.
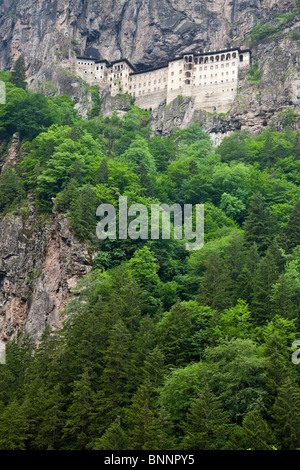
[0,66,300,450]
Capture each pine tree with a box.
[182,386,229,450]
[0,166,19,213]
[235,243,260,303]
[293,131,300,159]
[244,193,276,252]
[10,55,27,89]
[284,201,300,253]
[99,319,132,422]
[251,248,280,324]
[95,158,109,185]
[271,274,296,319]
[70,183,98,240]
[263,324,293,409]
[125,379,173,450]
[198,252,233,311]
[272,379,300,449]
[62,369,95,450]
[91,416,128,450]
[33,384,65,450]
[228,409,275,450]
[0,398,30,450]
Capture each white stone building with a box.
[75,48,251,113]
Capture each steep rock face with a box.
[0,208,92,342]
[1,0,298,131]
[0,0,296,72]
[0,0,300,131]
[151,28,300,138]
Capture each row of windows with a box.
[184,79,236,85]
[130,84,168,92]
[129,77,236,92]
[130,78,167,87]
[183,52,239,63]
[77,61,95,66]
[131,86,167,96]
[130,73,167,82]
[183,70,235,79]
[131,85,236,96]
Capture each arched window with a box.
[185,79,191,85]
[215,55,220,62]
[240,55,244,62]
[185,71,191,78]
[189,56,193,62]
[210,56,214,62]
[204,57,209,63]
[232,52,237,59]
[221,55,225,61]
[226,53,231,60]
[185,56,189,63]
[199,57,204,64]
[194,58,198,64]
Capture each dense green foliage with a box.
[0,75,299,450]
[246,6,300,46]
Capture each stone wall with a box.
[75,48,251,113]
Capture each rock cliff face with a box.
[151,30,300,139]
[0,208,92,342]
[0,0,296,72]
[0,0,299,131]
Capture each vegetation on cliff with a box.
[0,72,299,450]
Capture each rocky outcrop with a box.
[151,26,300,139]
[0,208,92,342]
[0,0,298,130]
[0,0,297,73]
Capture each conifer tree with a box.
[125,379,173,450]
[95,158,109,185]
[70,183,98,240]
[0,398,30,450]
[228,409,275,450]
[62,369,95,450]
[99,319,132,421]
[0,166,19,213]
[272,379,300,449]
[251,248,280,324]
[244,193,276,252]
[235,242,260,303]
[198,252,233,311]
[182,386,229,450]
[271,274,296,319]
[284,201,300,253]
[10,55,27,89]
[91,416,128,450]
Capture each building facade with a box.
[75,48,251,113]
